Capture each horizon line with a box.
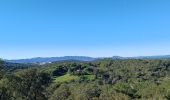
[3,54,170,60]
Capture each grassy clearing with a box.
[84,75,95,80]
[54,74,95,83]
[54,74,80,82]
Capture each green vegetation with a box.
[54,74,79,82]
[2,59,170,100]
[54,74,95,83]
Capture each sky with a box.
[0,0,170,59]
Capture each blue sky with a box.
[0,0,170,59]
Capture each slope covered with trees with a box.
[1,59,170,100]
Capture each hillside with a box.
[1,59,170,100]
[5,55,170,64]
[6,56,96,63]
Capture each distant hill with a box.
[123,55,170,59]
[6,56,97,63]
[0,61,37,71]
[5,55,170,64]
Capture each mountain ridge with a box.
[5,55,170,63]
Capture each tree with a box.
[49,84,70,100]
[6,68,51,100]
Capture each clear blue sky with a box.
[0,0,170,59]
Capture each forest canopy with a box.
[1,59,170,100]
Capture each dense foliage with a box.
[1,59,170,100]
